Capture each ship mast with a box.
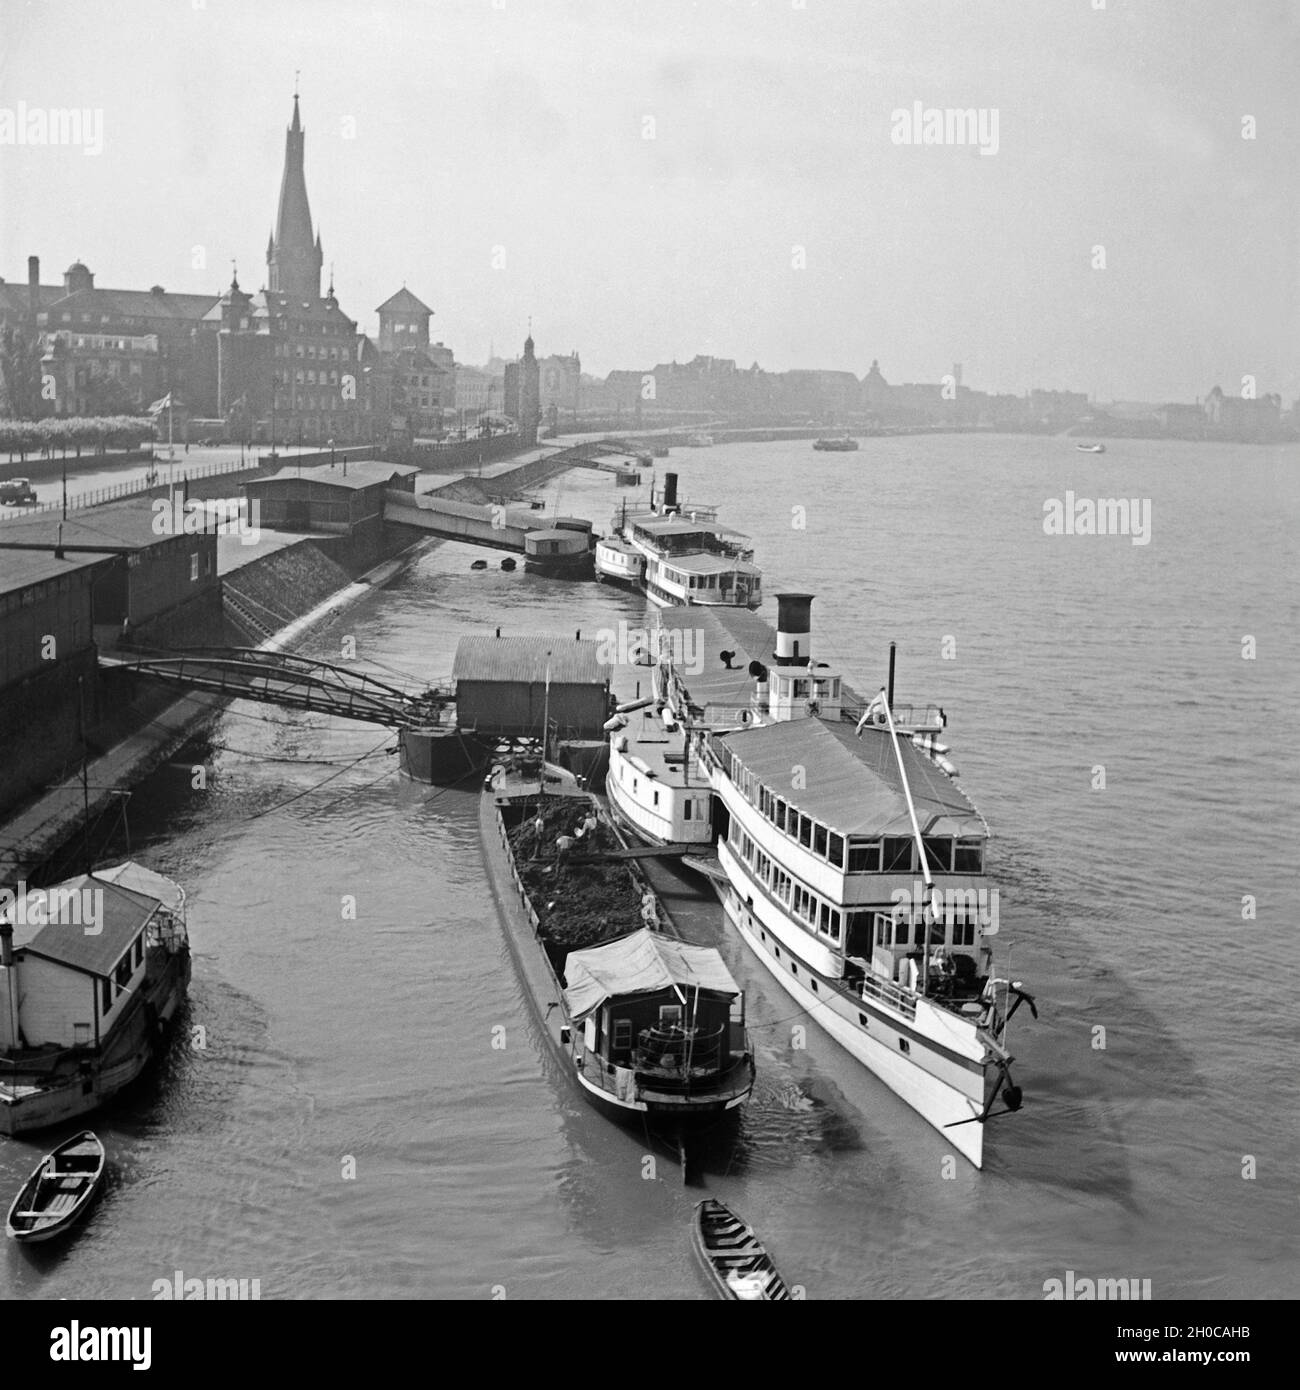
[878,686,937,997]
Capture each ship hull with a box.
[720,888,987,1167]
[0,948,190,1137]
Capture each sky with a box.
[1,0,1297,401]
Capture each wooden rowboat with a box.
[5,1131,106,1243]
[692,1198,792,1300]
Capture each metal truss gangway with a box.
[107,648,453,728]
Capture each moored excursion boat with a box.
[0,862,191,1136]
[1075,442,1106,453]
[479,755,755,1130]
[607,596,1036,1168]
[5,1131,106,1243]
[597,474,762,609]
[812,436,859,451]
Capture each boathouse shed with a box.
[451,634,609,739]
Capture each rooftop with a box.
[716,716,983,839]
[0,499,202,553]
[247,460,420,492]
[0,547,112,596]
[453,635,607,687]
[8,876,160,978]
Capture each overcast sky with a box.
[2,0,1296,400]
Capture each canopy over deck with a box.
[564,928,741,1020]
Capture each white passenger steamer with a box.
[607,595,1035,1168]
[594,474,762,610]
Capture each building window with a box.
[190,553,200,581]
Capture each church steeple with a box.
[267,93,322,300]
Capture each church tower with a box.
[520,330,540,445]
[267,95,323,301]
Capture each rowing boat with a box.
[5,1131,106,1243]
[692,1198,792,1300]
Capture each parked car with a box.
[0,477,38,505]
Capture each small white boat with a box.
[5,1131,106,1243]
[685,432,714,447]
[1075,442,1106,453]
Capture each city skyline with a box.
[1,0,1297,402]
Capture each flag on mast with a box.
[147,392,172,416]
[855,690,888,736]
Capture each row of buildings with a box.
[0,97,544,448]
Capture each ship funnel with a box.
[774,593,813,667]
[662,472,678,511]
[0,918,12,967]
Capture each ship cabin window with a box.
[653,790,659,807]
[134,935,144,968]
[954,838,984,873]
[798,816,813,849]
[827,832,844,868]
[922,837,953,872]
[847,838,879,873]
[882,837,913,872]
[659,1005,683,1027]
[952,919,976,947]
[793,679,810,699]
[774,799,787,831]
[114,956,132,992]
[100,977,112,1014]
[613,1019,632,1055]
[813,824,828,858]
[684,798,692,821]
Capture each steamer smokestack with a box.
[774,593,813,667]
[662,472,678,511]
[27,256,40,314]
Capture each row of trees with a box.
[0,415,154,461]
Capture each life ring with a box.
[806,699,821,717]
[873,709,887,726]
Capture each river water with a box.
[3,433,1297,1301]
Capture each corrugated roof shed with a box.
[716,717,982,838]
[453,635,606,686]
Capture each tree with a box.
[0,323,46,419]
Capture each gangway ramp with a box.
[108,648,452,727]
[382,491,543,552]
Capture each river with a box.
[3,433,1297,1300]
